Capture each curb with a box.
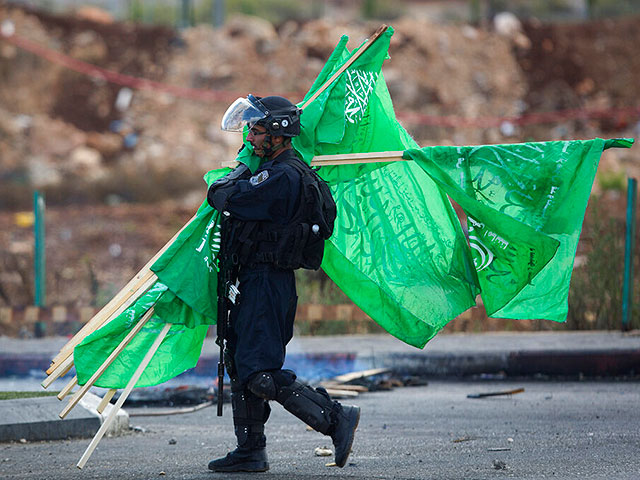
[377,349,640,378]
[0,392,129,443]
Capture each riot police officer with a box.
[207,95,360,472]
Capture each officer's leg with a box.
[208,375,271,472]
[247,370,360,468]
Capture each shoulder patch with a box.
[249,170,269,186]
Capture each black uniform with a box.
[207,147,359,473]
[207,148,302,384]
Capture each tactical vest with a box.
[229,156,336,270]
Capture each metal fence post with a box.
[34,190,46,337]
[622,177,637,331]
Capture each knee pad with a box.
[247,369,297,400]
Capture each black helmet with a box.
[221,94,301,137]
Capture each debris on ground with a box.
[318,368,430,399]
[452,436,475,443]
[313,446,333,457]
[467,388,525,399]
[493,460,507,470]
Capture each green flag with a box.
[289,27,480,347]
[74,170,229,388]
[405,138,634,320]
[74,281,209,388]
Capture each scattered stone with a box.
[314,446,332,457]
[493,460,507,470]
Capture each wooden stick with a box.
[324,388,359,398]
[299,24,388,110]
[221,150,405,169]
[332,367,390,383]
[96,389,117,414]
[46,275,158,375]
[311,150,404,166]
[46,276,158,388]
[467,388,525,399]
[320,382,369,392]
[57,376,77,400]
[46,270,156,373]
[59,307,155,419]
[46,273,158,381]
[47,212,197,374]
[41,354,73,389]
[43,354,76,390]
[77,322,171,469]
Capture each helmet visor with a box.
[221,97,266,132]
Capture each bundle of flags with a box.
[42,25,632,467]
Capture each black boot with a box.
[276,381,360,468]
[209,388,270,472]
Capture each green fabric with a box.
[74,170,228,388]
[74,281,208,388]
[286,26,479,347]
[404,137,634,320]
[151,204,222,325]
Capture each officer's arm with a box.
[207,163,250,209]
[209,166,295,222]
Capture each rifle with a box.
[215,214,239,416]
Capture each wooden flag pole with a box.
[44,273,157,384]
[57,376,77,401]
[46,213,197,375]
[299,24,388,110]
[41,354,73,389]
[77,322,171,469]
[96,389,117,414]
[222,150,405,169]
[59,307,155,419]
[47,270,155,373]
[311,150,404,166]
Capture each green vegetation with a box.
[567,196,636,330]
[295,269,350,305]
[0,391,59,400]
[295,317,385,336]
[597,170,626,192]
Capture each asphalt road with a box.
[1,380,639,480]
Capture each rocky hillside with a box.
[0,4,638,311]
